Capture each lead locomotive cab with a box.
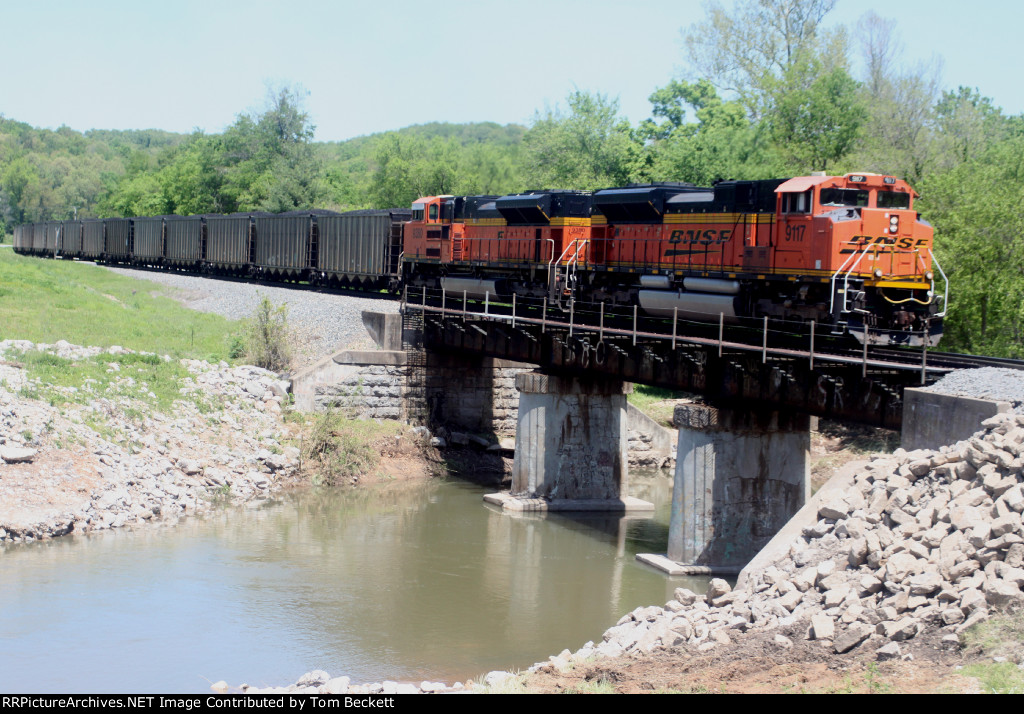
[770,173,943,346]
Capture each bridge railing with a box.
[402,286,941,384]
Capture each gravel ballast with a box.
[923,368,1024,414]
[103,266,399,367]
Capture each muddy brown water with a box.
[0,474,708,693]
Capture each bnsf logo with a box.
[839,235,930,254]
[668,229,732,245]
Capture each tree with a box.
[765,58,866,171]
[640,79,776,184]
[156,133,223,215]
[220,86,324,212]
[520,91,642,189]
[683,0,845,119]
[933,87,1008,168]
[368,134,421,208]
[920,135,1024,357]
[846,12,941,182]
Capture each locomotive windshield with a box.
[877,191,911,209]
[820,188,869,208]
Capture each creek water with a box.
[0,473,707,693]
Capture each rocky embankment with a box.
[548,411,1024,667]
[0,339,299,542]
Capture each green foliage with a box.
[641,80,778,184]
[241,296,292,372]
[0,117,186,226]
[301,409,397,486]
[919,132,1024,357]
[218,86,325,212]
[765,59,866,171]
[521,90,643,189]
[682,0,845,120]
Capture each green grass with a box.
[961,662,1024,694]
[14,348,200,413]
[0,250,240,360]
[301,409,405,486]
[958,609,1024,692]
[627,384,689,427]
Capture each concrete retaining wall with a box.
[901,388,1011,451]
[627,403,677,468]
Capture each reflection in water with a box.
[0,472,707,693]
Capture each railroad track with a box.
[870,347,1024,372]
[102,262,1024,377]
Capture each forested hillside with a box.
[2,0,1022,356]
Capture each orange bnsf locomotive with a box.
[402,173,945,345]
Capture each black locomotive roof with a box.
[594,183,709,222]
[665,191,715,205]
[495,190,593,225]
[462,195,501,221]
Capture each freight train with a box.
[12,172,946,346]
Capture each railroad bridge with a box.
[303,295,1009,575]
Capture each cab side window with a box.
[428,204,438,221]
[781,190,812,214]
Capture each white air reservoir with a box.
[440,276,502,300]
[638,289,740,321]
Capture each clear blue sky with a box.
[1,0,1019,142]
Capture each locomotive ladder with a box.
[451,238,465,261]
[549,239,588,308]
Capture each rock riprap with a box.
[537,412,1024,666]
[0,339,299,542]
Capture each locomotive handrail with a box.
[549,238,587,305]
[928,249,949,318]
[842,246,875,314]
[829,247,864,315]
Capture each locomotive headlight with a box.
[874,268,883,278]
[925,271,934,281]
[889,216,899,227]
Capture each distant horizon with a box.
[0,116,530,145]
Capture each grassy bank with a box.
[628,384,690,427]
[0,250,238,360]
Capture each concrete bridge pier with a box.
[485,371,654,513]
[639,404,810,575]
